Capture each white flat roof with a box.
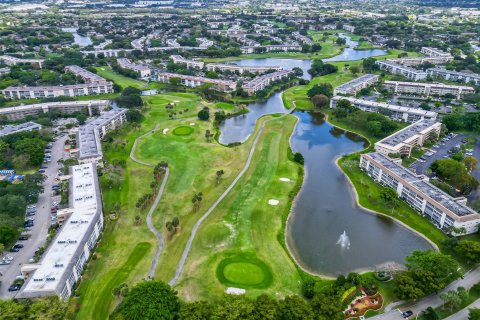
[21,163,101,295]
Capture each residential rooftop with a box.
[378,119,439,147]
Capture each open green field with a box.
[171,115,303,301]
[96,66,153,89]
[72,92,219,319]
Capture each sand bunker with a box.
[279,177,290,182]
[225,287,246,295]
[190,122,196,126]
[163,128,169,134]
[268,199,279,206]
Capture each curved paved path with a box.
[129,125,168,278]
[169,108,295,286]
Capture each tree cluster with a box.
[308,60,338,77]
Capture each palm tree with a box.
[165,221,174,232]
[192,192,203,212]
[216,170,224,185]
[172,217,179,230]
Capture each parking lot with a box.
[0,134,68,298]
[409,133,467,176]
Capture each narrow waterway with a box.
[218,42,433,275]
[62,28,93,47]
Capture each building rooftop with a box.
[0,100,110,114]
[65,65,107,83]
[0,121,41,136]
[428,67,480,78]
[377,60,428,75]
[384,80,475,90]
[366,153,478,218]
[335,74,378,91]
[20,163,101,297]
[4,82,112,92]
[377,119,439,147]
[242,70,292,89]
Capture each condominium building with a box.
[75,108,128,166]
[421,47,452,58]
[388,56,453,66]
[376,60,428,81]
[0,100,111,120]
[206,63,282,74]
[0,121,42,137]
[374,119,441,157]
[427,68,480,86]
[156,73,237,92]
[81,49,135,57]
[65,65,107,83]
[117,58,151,77]
[241,45,302,54]
[0,55,44,68]
[0,67,10,75]
[330,96,437,123]
[360,152,480,234]
[333,74,379,95]
[170,55,205,69]
[242,70,293,95]
[18,163,103,300]
[2,82,113,100]
[384,81,475,99]
[343,24,355,32]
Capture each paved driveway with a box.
[0,135,67,298]
[371,266,480,320]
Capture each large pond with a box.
[62,28,93,47]
[286,112,432,276]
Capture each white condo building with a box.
[170,55,205,69]
[0,55,44,68]
[376,60,428,81]
[2,82,113,100]
[388,56,454,66]
[242,70,292,95]
[75,108,128,166]
[18,163,103,300]
[156,73,237,92]
[427,68,480,86]
[360,153,480,234]
[0,100,111,120]
[384,81,475,99]
[334,74,379,95]
[206,63,282,74]
[241,45,302,54]
[330,96,437,123]
[421,47,452,58]
[117,58,152,77]
[374,119,441,157]
[0,121,42,137]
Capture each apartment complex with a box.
[170,55,205,69]
[117,58,152,77]
[0,55,44,68]
[427,68,480,86]
[421,47,452,58]
[2,82,113,100]
[374,119,441,157]
[206,63,282,74]
[242,70,292,95]
[0,100,111,120]
[333,74,379,95]
[330,96,437,123]
[156,73,237,92]
[376,60,428,81]
[75,108,128,166]
[360,153,480,234]
[241,45,302,54]
[384,81,475,99]
[388,56,453,66]
[18,163,103,300]
[0,122,42,137]
[65,65,108,83]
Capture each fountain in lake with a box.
[337,231,351,249]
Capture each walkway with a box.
[169,110,294,286]
[371,266,480,320]
[129,125,168,278]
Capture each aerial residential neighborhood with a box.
[0,0,480,319]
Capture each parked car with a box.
[13,244,24,249]
[38,169,46,173]
[402,310,413,318]
[9,247,20,252]
[8,284,21,292]
[18,236,29,241]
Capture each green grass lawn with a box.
[96,66,152,89]
[171,115,303,301]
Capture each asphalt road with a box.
[371,266,480,320]
[410,134,466,176]
[0,135,67,298]
[467,138,480,202]
[444,298,480,319]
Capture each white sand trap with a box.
[268,199,279,206]
[190,122,195,126]
[279,177,290,182]
[163,128,169,134]
[174,100,180,102]
[225,287,246,295]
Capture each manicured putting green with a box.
[172,126,194,136]
[216,254,273,289]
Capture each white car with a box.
[3,256,14,261]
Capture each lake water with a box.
[62,28,93,47]
[286,112,432,276]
